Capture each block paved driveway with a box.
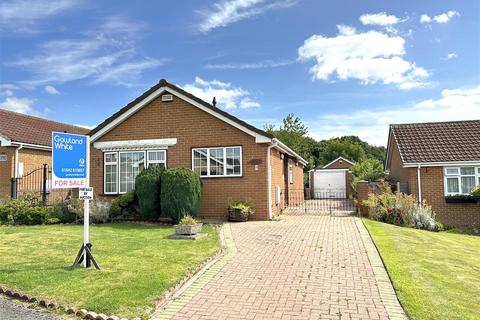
[156,215,391,320]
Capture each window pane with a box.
[193,149,208,176]
[148,151,165,161]
[460,167,475,175]
[446,178,459,193]
[120,152,144,193]
[105,164,117,193]
[105,153,117,163]
[445,168,459,175]
[209,148,224,176]
[461,176,476,194]
[226,147,241,175]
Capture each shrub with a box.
[0,199,29,225]
[471,185,480,199]
[362,182,441,231]
[52,198,78,223]
[109,190,138,220]
[161,168,202,223]
[0,199,56,225]
[414,202,437,231]
[135,166,164,221]
[90,200,110,223]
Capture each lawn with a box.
[0,223,219,318]
[363,219,480,320]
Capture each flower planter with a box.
[228,208,250,222]
[445,196,477,204]
[174,223,203,235]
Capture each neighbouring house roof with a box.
[322,156,355,169]
[388,120,480,165]
[0,109,89,148]
[88,78,307,164]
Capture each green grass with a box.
[363,219,480,320]
[0,223,219,318]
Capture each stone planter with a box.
[174,223,203,235]
[228,208,250,222]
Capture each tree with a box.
[351,158,384,182]
[320,139,366,164]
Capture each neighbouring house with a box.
[386,120,480,226]
[308,156,355,199]
[0,109,89,200]
[88,79,306,220]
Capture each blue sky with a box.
[1,0,479,146]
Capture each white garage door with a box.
[313,170,346,199]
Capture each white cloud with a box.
[197,0,297,32]
[420,11,460,24]
[0,0,81,33]
[182,77,260,109]
[0,84,19,90]
[447,53,457,60]
[205,59,295,69]
[298,25,429,90]
[0,96,34,114]
[12,17,162,87]
[359,12,400,26]
[308,85,480,146]
[44,85,60,94]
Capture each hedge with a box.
[161,168,202,223]
[135,166,164,221]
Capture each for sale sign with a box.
[52,132,88,189]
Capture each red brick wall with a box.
[18,148,51,173]
[387,136,409,184]
[270,148,285,216]
[409,166,480,226]
[90,92,271,220]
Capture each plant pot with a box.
[228,208,250,222]
[174,223,203,235]
[445,196,477,204]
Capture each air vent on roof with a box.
[162,94,173,102]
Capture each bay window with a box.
[444,166,480,195]
[120,151,145,193]
[192,146,242,177]
[104,153,118,194]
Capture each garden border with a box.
[0,223,226,320]
[356,218,409,320]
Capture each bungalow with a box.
[0,109,89,200]
[386,120,480,226]
[88,79,307,220]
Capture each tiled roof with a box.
[0,109,89,147]
[89,78,274,139]
[391,120,480,163]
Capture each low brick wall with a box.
[356,181,382,216]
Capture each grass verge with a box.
[363,219,480,320]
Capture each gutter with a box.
[417,164,422,204]
[272,138,308,165]
[267,141,278,220]
[14,144,23,178]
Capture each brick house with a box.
[88,79,306,220]
[0,109,89,200]
[386,120,480,226]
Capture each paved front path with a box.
[153,215,403,320]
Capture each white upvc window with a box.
[119,151,145,193]
[104,153,118,194]
[147,150,167,168]
[288,159,294,184]
[444,166,480,195]
[192,146,242,178]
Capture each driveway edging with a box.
[150,223,237,320]
[355,218,409,320]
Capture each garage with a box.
[310,169,348,199]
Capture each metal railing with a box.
[283,189,356,216]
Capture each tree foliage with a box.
[265,114,386,173]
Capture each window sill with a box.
[199,175,243,179]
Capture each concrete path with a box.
[0,295,64,320]
[152,215,407,320]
